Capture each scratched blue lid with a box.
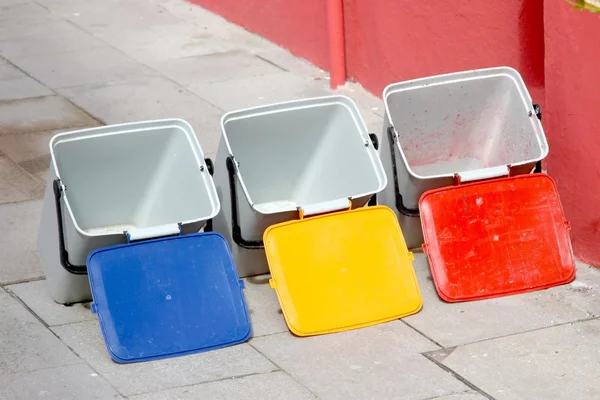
[86,232,251,364]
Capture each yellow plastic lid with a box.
[263,205,422,336]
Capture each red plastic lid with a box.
[419,174,576,302]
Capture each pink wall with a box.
[343,1,544,96]
[544,1,600,266]
[190,0,599,266]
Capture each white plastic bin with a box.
[212,95,387,277]
[379,67,548,249]
[38,119,219,304]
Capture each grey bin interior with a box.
[224,96,385,214]
[213,95,387,278]
[383,66,548,210]
[53,123,217,233]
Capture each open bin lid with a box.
[263,206,422,337]
[419,174,576,303]
[87,232,251,363]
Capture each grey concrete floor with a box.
[0,0,599,399]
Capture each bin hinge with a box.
[90,303,98,314]
[125,223,182,243]
[456,165,510,184]
[299,198,351,219]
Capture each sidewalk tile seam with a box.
[0,94,104,133]
[421,391,483,400]
[248,341,321,400]
[400,319,445,348]
[127,370,284,398]
[169,52,288,85]
[421,353,496,400]
[0,361,94,378]
[7,286,127,396]
[0,275,46,287]
[254,54,289,72]
[1,288,87,374]
[419,315,600,351]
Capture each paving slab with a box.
[129,371,316,400]
[403,253,592,347]
[0,130,55,180]
[52,321,277,396]
[7,280,94,326]
[431,319,600,400]
[0,19,105,59]
[0,287,81,374]
[0,77,53,101]
[91,23,234,64]
[152,50,284,86]
[190,72,330,111]
[12,46,158,89]
[0,364,124,400]
[0,200,45,283]
[0,95,99,135]
[0,156,45,205]
[47,0,181,31]
[0,3,56,34]
[243,274,288,337]
[251,322,469,400]
[58,77,224,153]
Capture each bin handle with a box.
[226,156,264,250]
[532,102,543,174]
[203,157,214,232]
[387,126,420,218]
[53,179,88,275]
[366,133,379,207]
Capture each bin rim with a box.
[220,95,387,214]
[382,66,549,181]
[49,118,220,238]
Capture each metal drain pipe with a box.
[327,0,346,88]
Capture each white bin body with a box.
[380,67,548,249]
[212,96,387,277]
[38,119,219,304]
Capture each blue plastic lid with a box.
[86,232,251,363]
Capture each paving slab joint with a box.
[421,352,496,400]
